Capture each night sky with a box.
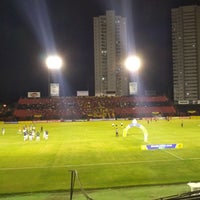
[0,0,199,103]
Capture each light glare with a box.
[45,55,63,69]
[125,56,141,72]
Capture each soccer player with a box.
[2,128,5,135]
[23,132,28,141]
[116,128,119,137]
[44,130,48,140]
[36,132,40,141]
[29,132,33,141]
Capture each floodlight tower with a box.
[45,55,63,97]
[124,55,141,95]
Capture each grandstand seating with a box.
[175,104,200,116]
[13,96,176,120]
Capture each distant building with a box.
[171,5,200,104]
[93,10,128,96]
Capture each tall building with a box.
[171,5,200,104]
[93,10,128,96]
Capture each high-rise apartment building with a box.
[93,10,128,96]
[171,5,200,104]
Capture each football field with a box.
[0,118,200,196]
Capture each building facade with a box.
[171,5,200,104]
[93,10,128,96]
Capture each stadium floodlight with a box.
[45,55,63,70]
[124,55,141,72]
[124,55,141,95]
[45,55,63,97]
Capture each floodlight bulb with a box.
[125,56,141,72]
[46,55,63,69]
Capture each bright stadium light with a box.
[124,55,141,72]
[45,55,63,70]
[124,55,142,96]
[45,55,63,97]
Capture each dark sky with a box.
[0,0,199,103]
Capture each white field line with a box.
[164,150,184,160]
[0,157,200,171]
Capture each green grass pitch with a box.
[0,118,200,195]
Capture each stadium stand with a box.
[175,104,200,116]
[0,103,14,121]
[13,95,176,120]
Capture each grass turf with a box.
[0,118,200,197]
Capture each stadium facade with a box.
[93,10,129,96]
[171,5,200,105]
